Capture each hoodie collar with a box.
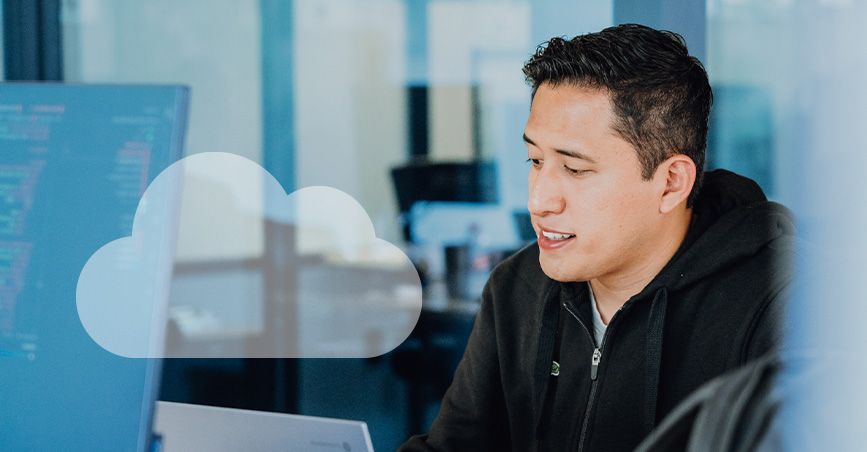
[631,169,794,297]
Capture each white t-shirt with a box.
[588,282,607,347]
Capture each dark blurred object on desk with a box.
[444,244,511,303]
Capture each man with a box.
[400,24,793,451]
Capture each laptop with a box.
[153,401,375,452]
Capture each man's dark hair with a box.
[523,23,712,207]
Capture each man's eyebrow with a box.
[523,133,597,164]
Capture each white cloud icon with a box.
[76,152,422,358]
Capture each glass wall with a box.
[5,0,866,448]
[19,0,867,448]
[707,1,867,449]
[705,0,800,201]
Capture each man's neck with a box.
[590,210,692,324]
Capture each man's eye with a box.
[564,165,590,176]
[526,158,542,168]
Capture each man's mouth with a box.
[538,228,576,250]
[541,231,576,241]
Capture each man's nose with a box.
[528,173,565,216]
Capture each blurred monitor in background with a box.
[391,161,498,243]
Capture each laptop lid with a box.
[154,401,375,452]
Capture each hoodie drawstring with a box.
[533,285,562,440]
[644,287,669,435]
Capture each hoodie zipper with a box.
[562,302,600,452]
[563,298,638,452]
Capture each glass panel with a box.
[708,1,867,449]
[706,1,798,200]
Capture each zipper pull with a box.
[590,348,601,380]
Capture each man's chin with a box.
[538,257,588,282]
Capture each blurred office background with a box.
[3,0,864,450]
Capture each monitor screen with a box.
[0,83,189,451]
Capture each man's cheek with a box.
[574,221,601,251]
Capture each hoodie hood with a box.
[618,168,794,434]
[637,169,795,296]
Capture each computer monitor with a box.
[390,161,498,214]
[0,83,189,451]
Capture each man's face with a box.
[524,83,666,283]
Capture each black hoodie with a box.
[400,170,795,451]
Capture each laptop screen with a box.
[0,83,188,451]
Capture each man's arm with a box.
[741,291,786,362]
[399,279,511,451]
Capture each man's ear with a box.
[657,155,696,214]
